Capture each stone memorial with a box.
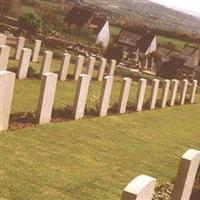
[36,73,58,124]
[108,59,116,76]
[0,33,6,46]
[171,149,200,200]
[98,76,113,116]
[97,58,107,81]
[73,74,91,120]
[59,53,71,81]
[149,79,159,110]
[86,56,96,76]
[17,48,32,79]
[0,45,10,71]
[121,175,156,200]
[117,77,132,114]
[180,79,188,105]
[40,51,53,76]
[0,71,16,132]
[135,79,147,111]
[74,55,84,81]
[32,39,42,62]
[169,79,179,106]
[14,37,25,60]
[190,80,198,104]
[161,79,170,108]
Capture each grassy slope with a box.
[1,104,200,200]
[1,46,200,200]
[157,36,192,51]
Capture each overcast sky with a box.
[150,0,200,16]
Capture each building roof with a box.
[156,46,172,57]
[170,50,187,62]
[64,6,93,28]
[118,30,141,47]
[182,44,199,56]
[184,56,196,68]
[89,16,107,34]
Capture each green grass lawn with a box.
[1,104,200,200]
[157,36,193,51]
[1,45,200,200]
[8,54,199,115]
[110,25,122,39]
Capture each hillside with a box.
[83,0,200,35]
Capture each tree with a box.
[18,11,43,34]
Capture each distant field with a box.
[110,25,122,39]
[157,35,193,51]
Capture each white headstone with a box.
[161,79,170,108]
[86,56,96,77]
[32,39,42,62]
[59,53,71,81]
[108,59,116,76]
[36,73,58,124]
[149,79,159,110]
[190,80,198,104]
[180,79,188,105]
[118,77,132,114]
[171,149,200,200]
[17,48,32,79]
[0,45,10,71]
[74,55,84,81]
[0,71,16,132]
[98,76,113,116]
[40,51,53,76]
[169,79,179,106]
[135,79,147,111]
[0,34,6,46]
[14,37,25,60]
[121,175,157,200]
[73,74,91,120]
[97,58,107,81]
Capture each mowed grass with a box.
[1,45,200,200]
[1,104,200,200]
[157,35,194,51]
[7,49,200,114]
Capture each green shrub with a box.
[19,11,43,34]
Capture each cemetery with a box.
[0,34,200,199]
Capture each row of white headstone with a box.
[121,148,200,200]
[0,33,116,81]
[0,67,198,132]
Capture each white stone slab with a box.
[0,45,10,71]
[73,74,91,120]
[98,76,113,116]
[74,55,84,81]
[17,48,32,79]
[0,71,16,132]
[118,77,132,114]
[36,72,58,124]
[97,58,107,81]
[161,79,170,108]
[59,53,71,81]
[14,37,25,60]
[121,175,156,200]
[40,51,53,76]
[135,79,147,111]
[149,79,159,110]
[169,79,179,106]
[171,149,200,200]
[32,39,41,62]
